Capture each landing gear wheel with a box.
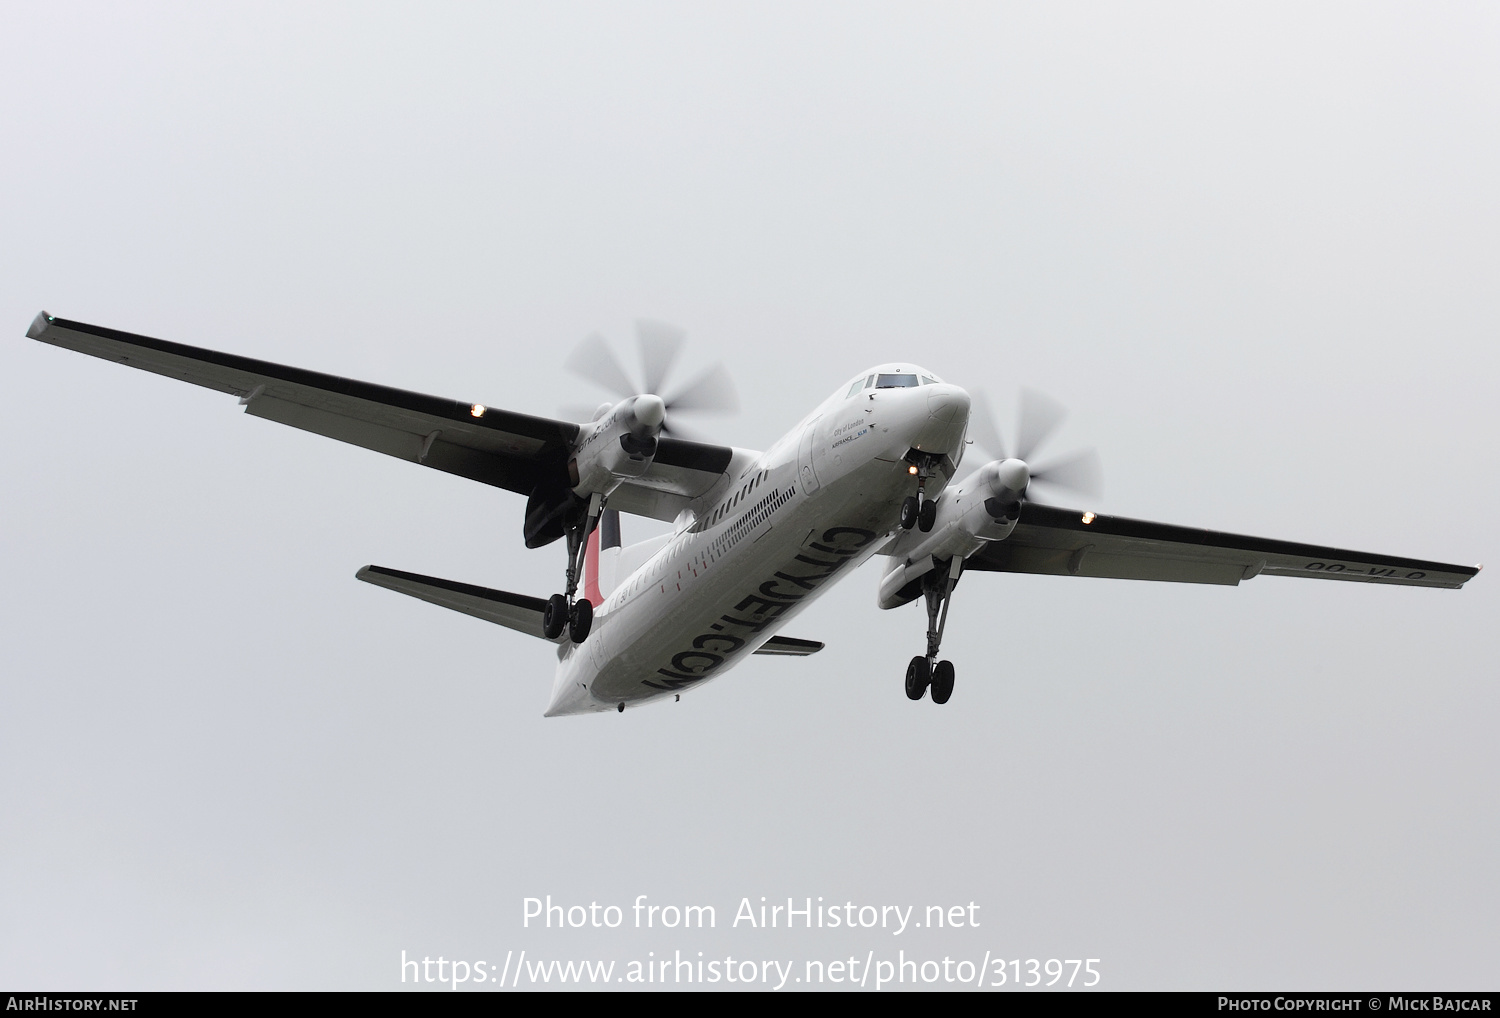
[542,594,569,640]
[568,598,594,644]
[905,655,931,700]
[900,496,919,530]
[930,660,955,704]
[917,498,937,532]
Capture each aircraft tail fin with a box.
[356,565,564,643]
[583,508,622,605]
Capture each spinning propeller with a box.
[968,388,1103,504]
[562,321,738,438]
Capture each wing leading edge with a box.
[967,502,1478,590]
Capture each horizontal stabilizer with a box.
[356,565,563,643]
[753,636,824,656]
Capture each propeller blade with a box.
[1029,448,1104,501]
[664,362,739,414]
[560,403,613,423]
[1016,387,1067,463]
[565,332,637,398]
[658,417,709,442]
[968,390,1008,461]
[636,320,685,397]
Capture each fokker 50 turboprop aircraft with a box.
[29,312,1479,716]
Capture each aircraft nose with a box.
[926,386,970,423]
[904,384,970,458]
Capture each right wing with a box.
[29,312,736,519]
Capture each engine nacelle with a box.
[877,458,1029,609]
[569,394,665,496]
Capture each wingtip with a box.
[27,311,53,340]
[354,565,375,581]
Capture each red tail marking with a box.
[582,523,603,607]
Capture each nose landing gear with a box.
[900,495,920,530]
[900,457,941,532]
[905,556,961,704]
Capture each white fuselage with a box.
[545,367,971,716]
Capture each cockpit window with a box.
[846,378,865,397]
[874,373,919,388]
[920,375,937,386]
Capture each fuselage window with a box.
[875,373,919,388]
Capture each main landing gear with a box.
[899,458,939,533]
[541,492,602,644]
[543,593,592,644]
[905,556,961,704]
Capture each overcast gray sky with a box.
[2,1,1496,991]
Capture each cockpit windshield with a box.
[840,369,941,401]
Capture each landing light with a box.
[1082,512,1096,525]
[471,404,486,417]
[908,465,918,475]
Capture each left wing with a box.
[967,502,1478,589]
[28,312,735,519]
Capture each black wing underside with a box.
[28,313,733,515]
[968,503,1478,590]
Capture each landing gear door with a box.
[797,416,822,495]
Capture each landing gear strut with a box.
[545,491,603,643]
[900,457,940,533]
[906,556,960,704]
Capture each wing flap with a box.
[356,565,563,642]
[976,538,1248,585]
[967,503,1478,590]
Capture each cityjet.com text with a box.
[400,950,1101,989]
